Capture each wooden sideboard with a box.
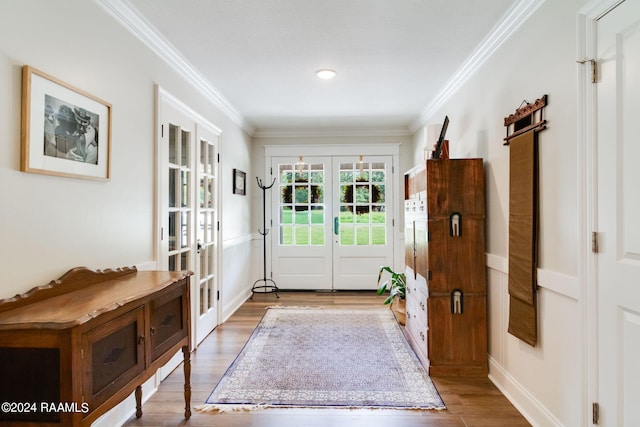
[0,267,192,426]
[404,159,488,376]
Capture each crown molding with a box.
[95,0,254,135]
[264,143,400,157]
[252,126,413,139]
[410,0,546,133]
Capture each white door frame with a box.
[156,86,222,349]
[264,144,401,287]
[578,1,625,425]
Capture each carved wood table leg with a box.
[183,345,191,419]
[135,385,142,418]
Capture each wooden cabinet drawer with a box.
[410,273,427,301]
[405,272,428,364]
[406,306,427,352]
[427,294,487,376]
[149,279,188,362]
[82,306,145,409]
[426,218,486,294]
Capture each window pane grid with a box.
[166,123,196,272]
[338,160,386,246]
[279,163,325,246]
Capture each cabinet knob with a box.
[138,335,145,344]
[150,327,156,335]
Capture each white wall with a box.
[410,0,587,425]
[0,0,252,299]
[0,1,253,423]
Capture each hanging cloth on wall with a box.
[507,131,538,346]
[503,95,547,347]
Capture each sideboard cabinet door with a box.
[149,279,189,362]
[82,307,146,410]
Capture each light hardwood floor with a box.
[124,291,530,427]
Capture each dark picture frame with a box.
[233,169,246,195]
[21,65,111,180]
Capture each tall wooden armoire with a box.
[404,158,487,376]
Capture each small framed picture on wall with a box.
[233,169,246,195]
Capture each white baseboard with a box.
[488,355,564,427]
[222,289,251,323]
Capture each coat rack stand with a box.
[251,177,279,298]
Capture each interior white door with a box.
[596,2,640,425]
[271,157,333,289]
[158,103,195,274]
[194,124,219,344]
[158,89,221,349]
[332,156,394,290]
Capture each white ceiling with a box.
[111,0,522,135]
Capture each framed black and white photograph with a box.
[233,169,246,195]
[21,65,111,180]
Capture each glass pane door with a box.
[271,157,333,290]
[195,127,218,344]
[167,124,192,272]
[158,89,221,349]
[271,155,394,291]
[333,156,393,290]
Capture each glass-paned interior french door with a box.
[157,88,220,348]
[271,155,393,290]
[194,126,219,344]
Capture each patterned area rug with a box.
[198,307,445,412]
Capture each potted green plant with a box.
[376,266,406,325]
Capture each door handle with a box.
[197,239,203,254]
[334,217,339,235]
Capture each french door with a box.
[595,2,640,425]
[157,88,220,347]
[271,155,394,290]
[194,126,219,344]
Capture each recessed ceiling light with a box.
[315,69,337,80]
